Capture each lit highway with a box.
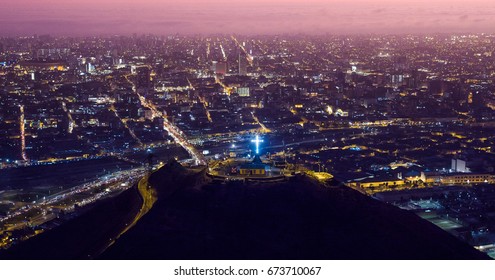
[125,74,206,165]
[219,43,227,60]
[206,41,210,59]
[231,35,253,65]
[198,94,213,123]
[59,99,75,134]
[251,111,271,133]
[19,105,27,161]
[187,78,213,123]
[98,172,157,254]
[0,167,146,248]
[109,104,143,147]
[215,75,232,95]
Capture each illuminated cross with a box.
[251,134,263,154]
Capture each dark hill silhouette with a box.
[102,160,488,260]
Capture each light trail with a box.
[19,105,28,161]
[125,74,206,165]
[188,77,212,123]
[109,104,143,147]
[60,100,75,134]
[186,77,195,91]
[206,41,210,59]
[215,75,232,95]
[219,44,227,60]
[251,111,271,133]
[253,40,268,55]
[99,174,157,254]
[58,97,104,150]
[0,167,145,225]
[0,168,145,249]
[199,95,212,123]
[231,35,253,66]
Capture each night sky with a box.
[1,0,495,35]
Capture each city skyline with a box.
[2,1,495,263]
[1,0,495,36]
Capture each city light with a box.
[1,29,495,261]
[251,134,263,155]
[19,105,27,161]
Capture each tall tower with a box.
[136,66,151,89]
[215,62,227,75]
[239,53,247,75]
[136,66,152,91]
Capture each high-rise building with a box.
[451,158,467,173]
[394,56,407,71]
[390,73,404,86]
[409,69,421,89]
[214,61,227,75]
[239,53,247,75]
[136,66,151,90]
[86,62,95,73]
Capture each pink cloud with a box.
[1,0,494,35]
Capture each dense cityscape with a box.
[1,33,495,258]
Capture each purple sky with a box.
[1,0,495,35]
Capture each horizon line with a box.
[2,32,495,39]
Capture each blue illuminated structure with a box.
[251,135,263,154]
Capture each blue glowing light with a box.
[251,135,263,154]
